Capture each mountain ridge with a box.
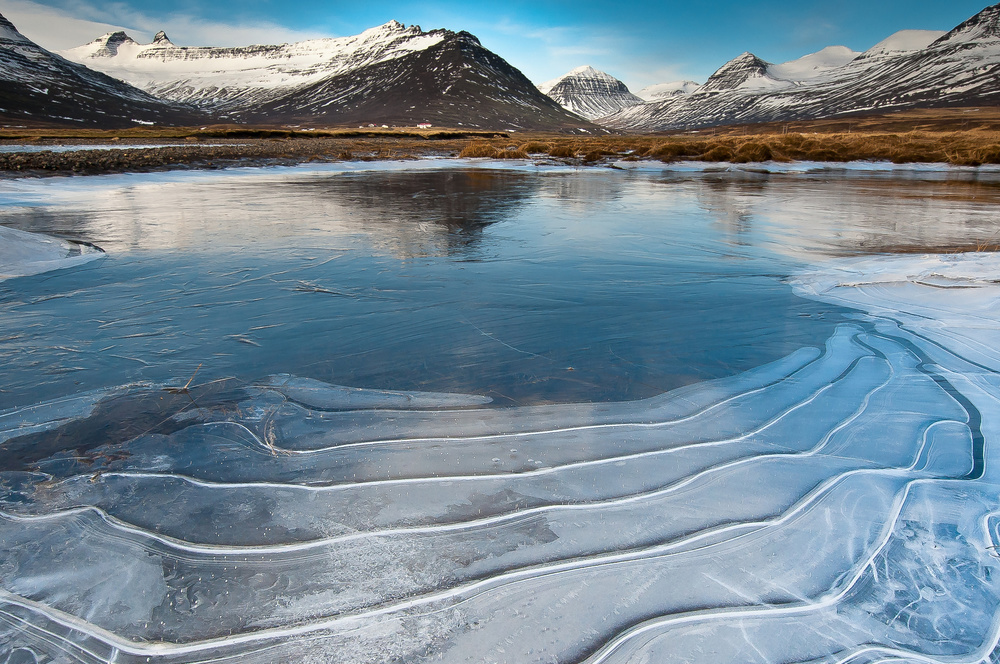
[62,21,592,130]
[0,13,208,128]
[599,2,1000,132]
[536,66,643,120]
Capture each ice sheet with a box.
[2,252,999,662]
[0,225,103,280]
[1,171,1000,663]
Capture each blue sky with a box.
[2,0,994,91]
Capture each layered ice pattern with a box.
[2,165,1000,663]
[1,251,999,663]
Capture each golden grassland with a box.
[460,108,1000,166]
[4,108,1000,173]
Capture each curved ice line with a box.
[227,344,844,454]
[4,334,973,658]
[820,611,1000,664]
[0,607,120,664]
[580,478,922,664]
[0,517,772,658]
[819,294,998,377]
[867,327,988,480]
[95,355,864,493]
[3,356,900,557]
[0,413,948,660]
[580,389,986,664]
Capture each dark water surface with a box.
[0,165,871,410]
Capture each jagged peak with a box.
[0,12,30,43]
[364,20,416,36]
[103,31,135,44]
[932,2,1000,45]
[76,30,139,57]
[699,51,771,92]
[152,30,173,45]
[346,19,431,45]
[726,51,769,67]
[456,30,483,46]
[538,65,627,95]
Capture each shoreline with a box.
[4,122,1000,176]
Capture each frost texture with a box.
[1,251,1000,662]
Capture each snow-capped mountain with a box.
[536,66,643,120]
[766,45,861,81]
[600,2,1000,131]
[851,30,944,61]
[63,22,588,129]
[637,81,701,102]
[0,13,206,127]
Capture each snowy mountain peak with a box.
[859,29,947,60]
[82,31,140,57]
[538,65,627,95]
[62,20,454,106]
[599,2,1000,133]
[0,12,30,44]
[56,20,582,129]
[637,81,701,101]
[360,20,420,40]
[767,45,860,82]
[537,65,642,120]
[699,52,772,92]
[0,13,208,127]
[933,2,1000,44]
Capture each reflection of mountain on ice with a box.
[0,166,540,260]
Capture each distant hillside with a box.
[537,66,643,120]
[599,3,1000,131]
[0,13,207,128]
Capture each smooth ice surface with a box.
[0,225,103,280]
[1,163,1000,663]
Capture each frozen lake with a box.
[1,161,999,663]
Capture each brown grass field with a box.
[4,107,1000,174]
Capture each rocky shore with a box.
[0,138,471,176]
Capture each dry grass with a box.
[7,108,1000,173]
[459,142,528,159]
[519,141,551,154]
[480,125,1000,166]
[547,145,576,158]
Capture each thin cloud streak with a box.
[4,0,322,49]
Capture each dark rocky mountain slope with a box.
[65,22,592,130]
[0,13,206,127]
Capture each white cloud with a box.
[2,0,123,49]
[1,0,324,49]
